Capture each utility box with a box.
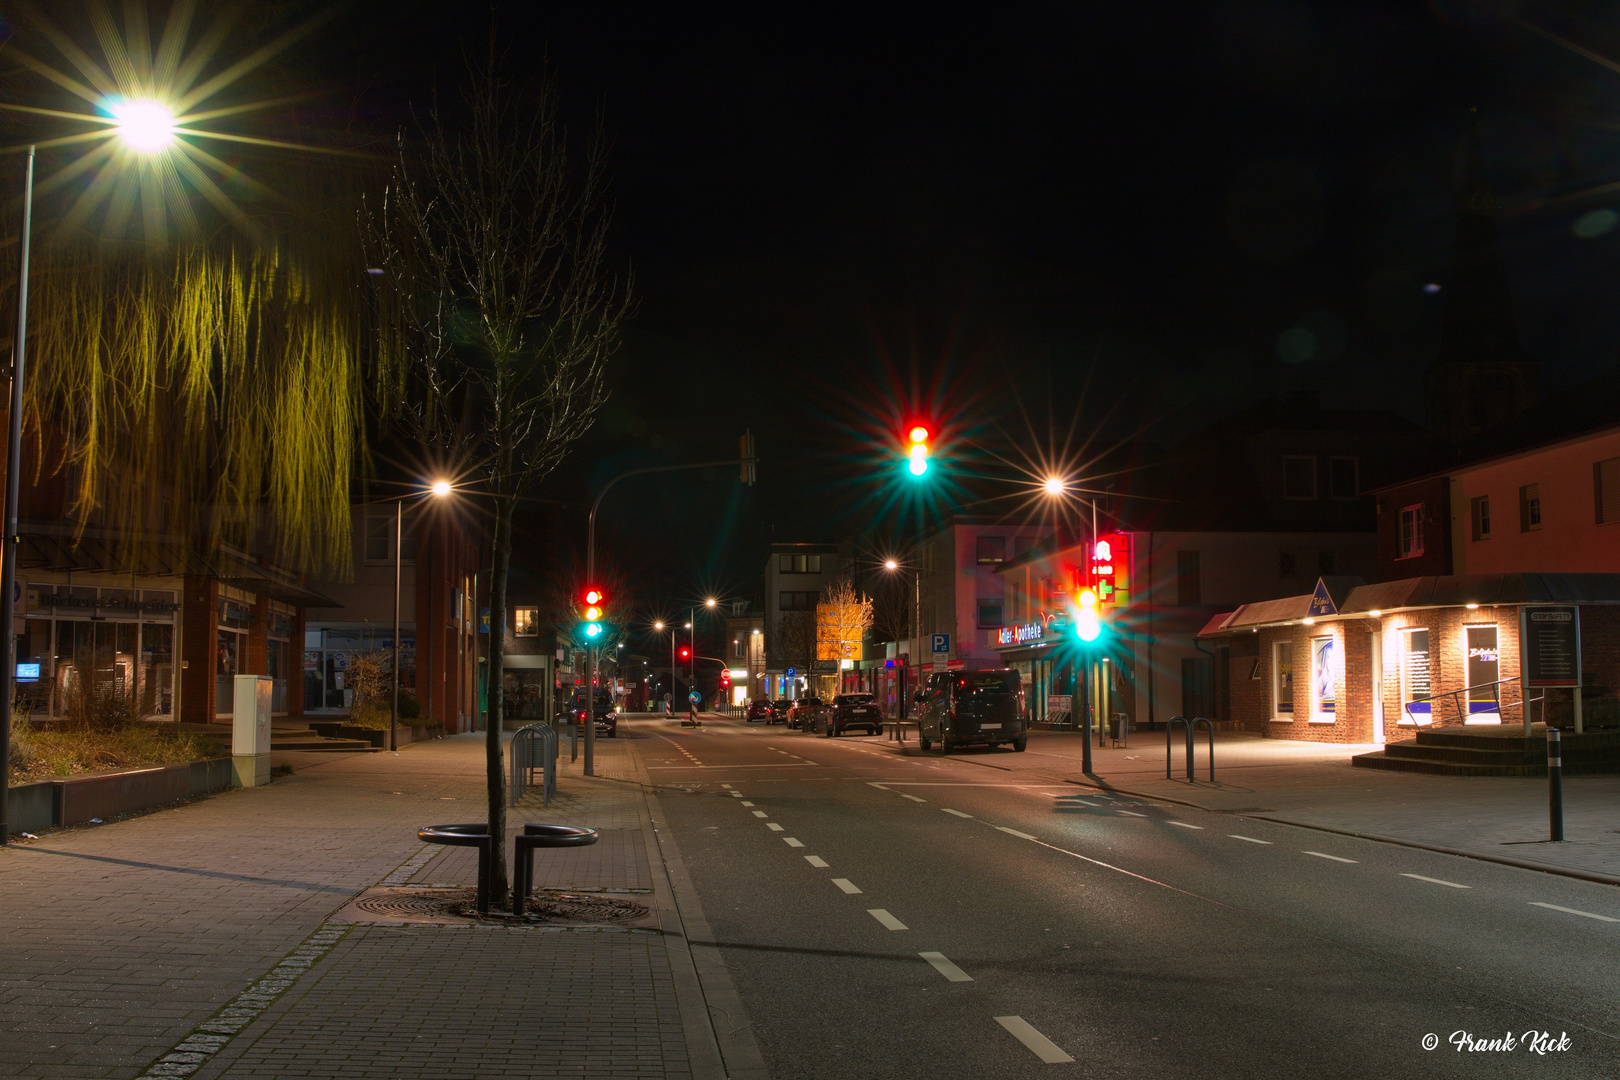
[232,674,274,787]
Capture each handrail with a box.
[1402,675,1542,729]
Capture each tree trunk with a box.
[484,481,514,904]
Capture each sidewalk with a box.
[0,732,739,1080]
[1020,728,1620,882]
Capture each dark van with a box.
[915,669,1026,753]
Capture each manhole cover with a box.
[352,889,474,919]
[511,891,650,922]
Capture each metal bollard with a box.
[1548,728,1564,842]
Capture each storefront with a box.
[302,624,416,714]
[987,620,1068,724]
[16,579,181,718]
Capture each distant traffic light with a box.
[679,647,691,660]
[1075,587,1101,643]
[581,587,606,640]
[906,424,930,477]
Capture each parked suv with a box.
[916,669,1025,752]
[569,688,618,738]
[818,693,883,737]
[770,698,794,724]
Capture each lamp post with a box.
[883,558,923,719]
[0,146,33,848]
[381,479,453,753]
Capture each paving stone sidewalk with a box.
[0,732,696,1080]
[1023,729,1620,880]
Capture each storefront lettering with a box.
[993,622,1046,647]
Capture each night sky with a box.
[24,1,1620,635]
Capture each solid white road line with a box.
[996,826,1038,841]
[994,1016,1074,1064]
[832,878,862,894]
[805,855,829,868]
[901,794,926,802]
[1400,873,1469,889]
[919,951,972,982]
[868,908,908,930]
[1117,810,1147,818]
[942,809,973,818]
[783,837,804,848]
[1530,902,1619,923]
[1302,851,1358,863]
[1229,834,1271,844]
[767,823,785,832]
[752,810,768,817]
[1167,821,1204,830]
[1067,798,1100,807]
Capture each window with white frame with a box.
[1519,484,1541,531]
[1311,635,1337,720]
[1471,495,1491,541]
[514,607,539,637]
[1398,504,1424,559]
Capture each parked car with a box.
[746,698,774,722]
[817,693,883,737]
[568,688,618,738]
[770,698,794,724]
[915,669,1025,752]
[786,696,824,729]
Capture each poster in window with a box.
[1274,642,1293,716]
[1465,625,1499,718]
[1403,629,1431,723]
[1312,636,1336,716]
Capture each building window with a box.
[1596,458,1620,525]
[1471,495,1491,541]
[975,536,1006,565]
[1279,551,1297,578]
[779,591,816,611]
[1465,625,1500,718]
[1311,635,1337,720]
[778,553,822,574]
[976,601,1003,628]
[1398,504,1424,559]
[514,607,538,637]
[1282,455,1317,500]
[734,640,746,658]
[1401,628,1431,725]
[364,516,391,562]
[1328,456,1359,500]
[1176,550,1201,606]
[1273,641,1293,719]
[1519,484,1541,531]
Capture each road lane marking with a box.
[1065,798,1100,807]
[1229,834,1271,844]
[867,783,890,790]
[752,810,768,817]
[919,951,972,982]
[1167,821,1204,830]
[942,809,973,818]
[868,909,908,930]
[1117,810,1147,817]
[1400,873,1469,889]
[1530,902,1618,923]
[832,878,862,894]
[741,800,754,806]
[994,1016,1074,1064]
[804,856,829,868]
[996,827,1038,841]
[720,784,732,789]
[783,838,804,848]
[901,794,926,802]
[1302,851,1357,863]
[766,823,785,832]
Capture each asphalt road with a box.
[627,717,1620,1079]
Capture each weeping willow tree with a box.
[365,48,632,901]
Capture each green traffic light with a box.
[585,622,603,638]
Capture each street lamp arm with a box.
[585,455,756,585]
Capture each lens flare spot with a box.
[108,98,177,153]
[1573,208,1618,239]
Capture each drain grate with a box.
[511,891,650,922]
[352,889,475,919]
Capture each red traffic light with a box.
[583,588,603,605]
[679,647,691,659]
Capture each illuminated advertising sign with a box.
[1089,532,1131,608]
[990,622,1047,648]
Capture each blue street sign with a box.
[931,633,951,654]
[688,690,702,704]
[786,666,796,677]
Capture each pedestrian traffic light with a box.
[581,587,606,640]
[906,424,930,477]
[1074,587,1102,643]
[679,647,690,660]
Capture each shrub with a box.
[7,721,222,784]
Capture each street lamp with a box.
[1043,476,1066,497]
[387,478,453,752]
[882,558,923,720]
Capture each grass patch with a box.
[8,722,223,785]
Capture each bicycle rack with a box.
[1165,715,1216,782]
[509,723,558,807]
[513,824,599,915]
[417,824,493,913]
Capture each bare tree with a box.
[766,612,817,686]
[365,49,632,901]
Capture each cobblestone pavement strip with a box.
[0,732,707,1079]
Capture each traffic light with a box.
[906,424,930,477]
[581,587,606,640]
[679,647,691,661]
[1074,587,1101,643]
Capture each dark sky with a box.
[320,0,1620,625]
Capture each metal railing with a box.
[1166,715,1215,781]
[509,723,558,807]
[1401,676,1543,729]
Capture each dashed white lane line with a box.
[996,826,1038,841]
[919,951,972,982]
[994,1016,1074,1064]
[741,801,754,806]
[901,794,926,802]
[805,855,829,868]
[1117,810,1147,818]
[942,809,974,818]
[752,810,768,818]
[1302,851,1357,864]
[1068,798,1100,807]
[832,878,862,894]
[868,909,908,930]
[1229,834,1271,844]
[720,784,732,789]
[730,792,744,798]
[1530,902,1619,923]
[783,837,804,848]
[1401,873,1469,889]
[1167,821,1203,830]
[867,783,890,790]
[766,823,785,832]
